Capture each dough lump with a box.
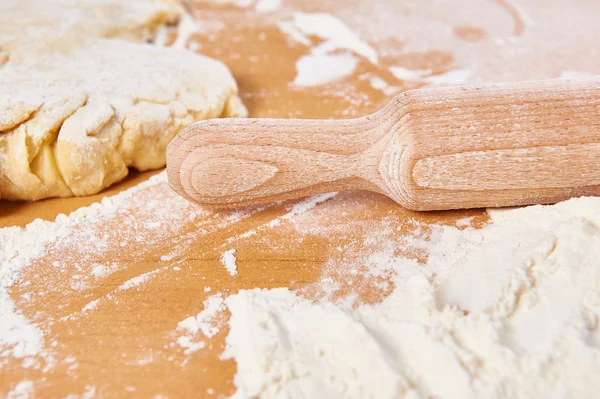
[0,0,246,200]
[0,0,182,45]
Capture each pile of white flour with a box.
[222,197,600,399]
[2,170,600,398]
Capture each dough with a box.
[0,0,182,45]
[0,0,246,201]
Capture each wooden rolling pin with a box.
[167,78,600,211]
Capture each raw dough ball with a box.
[0,37,245,200]
[0,0,182,45]
[0,0,246,201]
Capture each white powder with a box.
[224,193,337,245]
[152,24,172,47]
[90,262,119,278]
[293,53,358,87]
[81,299,100,313]
[389,66,473,86]
[426,68,473,85]
[368,76,397,96]
[225,210,249,222]
[221,249,238,276]
[144,222,162,229]
[368,76,388,90]
[63,385,97,399]
[277,20,311,46]
[455,216,475,227]
[90,264,107,277]
[6,381,33,399]
[279,12,377,86]
[389,66,431,81]
[255,0,280,12]
[204,0,253,6]
[273,192,338,225]
[0,172,167,362]
[560,71,598,80]
[176,336,206,355]
[176,294,225,354]
[170,12,199,50]
[178,294,225,338]
[289,13,378,64]
[197,295,225,338]
[118,268,163,291]
[223,197,600,399]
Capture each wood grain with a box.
[168,78,600,211]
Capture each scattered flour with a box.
[0,172,167,362]
[455,216,475,228]
[81,299,100,313]
[204,0,253,6]
[368,76,398,96]
[221,249,238,276]
[178,294,225,338]
[288,13,378,64]
[176,294,226,355]
[272,192,338,226]
[144,222,162,230]
[255,0,281,12]
[389,66,472,86]
[426,68,473,85]
[279,12,377,86]
[171,12,200,49]
[198,0,281,11]
[389,66,431,81]
[118,268,164,291]
[293,53,358,86]
[560,70,598,80]
[176,336,206,355]
[368,76,388,90]
[222,197,600,399]
[6,381,33,399]
[90,264,108,278]
[225,193,338,244]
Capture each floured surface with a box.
[224,198,600,399]
[2,0,600,397]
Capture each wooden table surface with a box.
[2,0,599,397]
